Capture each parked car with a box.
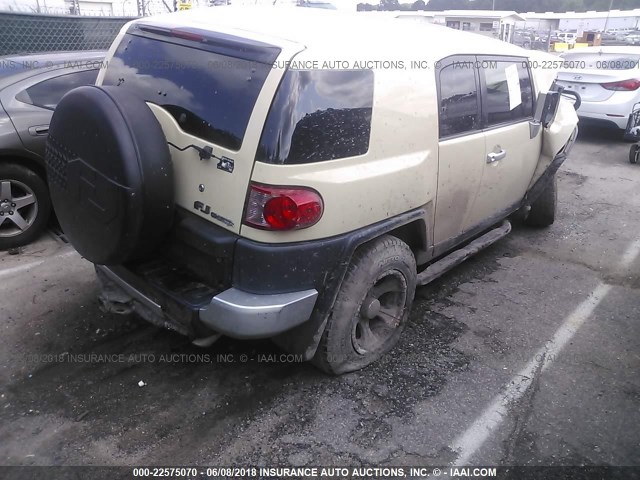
[512,30,534,49]
[552,31,578,44]
[615,31,631,42]
[624,32,640,45]
[556,46,640,130]
[0,51,104,249]
[44,8,578,374]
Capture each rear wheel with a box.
[0,163,51,250]
[525,174,557,228]
[312,235,416,375]
[630,144,639,164]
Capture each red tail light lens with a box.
[244,183,323,231]
[601,79,640,91]
[169,29,204,42]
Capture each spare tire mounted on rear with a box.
[45,86,174,265]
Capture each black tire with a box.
[45,85,174,265]
[312,235,417,375]
[525,174,557,228]
[0,163,51,250]
[630,144,639,164]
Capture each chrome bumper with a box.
[95,265,317,339]
[200,288,318,339]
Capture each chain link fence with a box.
[0,12,136,56]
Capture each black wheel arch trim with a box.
[522,151,567,208]
[261,206,430,360]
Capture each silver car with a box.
[625,33,640,45]
[0,51,104,249]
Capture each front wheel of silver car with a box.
[0,163,51,250]
[312,235,417,375]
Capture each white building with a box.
[360,10,524,42]
[520,9,640,33]
[434,10,524,42]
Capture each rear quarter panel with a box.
[243,66,438,243]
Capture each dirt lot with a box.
[0,126,639,470]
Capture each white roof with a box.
[438,10,526,21]
[134,6,529,61]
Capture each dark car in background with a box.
[0,51,104,249]
[512,30,534,49]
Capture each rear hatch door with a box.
[99,24,303,234]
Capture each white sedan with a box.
[556,46,640,130]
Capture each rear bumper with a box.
[200,287,318,339]
[555,81,637,130]
[578,112,627,130]
[96,264,318,339]
[94,206,428,357]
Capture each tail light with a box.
[244,183,323,231]
[601,79,640,91]
[169,29,204,42]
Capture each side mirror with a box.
[530,91,557,138]
[534,90,561,128]
[530,85,580,139]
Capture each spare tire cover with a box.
[45,85,174,265]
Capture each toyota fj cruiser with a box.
[45,7,579,374]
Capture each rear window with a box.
[102,33,274,151]
[256,69,374,165]
[561,52,640,70]
[438,62,480,138]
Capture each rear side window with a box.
[438,63,480,138]
[481,60,534,126]
[256,69,374,165]
[15,69,98,110]
[102,34,274,151]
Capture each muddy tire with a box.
[312,235,416,375]
[525,175,557,228]
[0,163,51,250]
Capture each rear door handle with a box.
[28,125,49,136]
[487,149,506,163]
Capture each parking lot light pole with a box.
[603,0,614,33]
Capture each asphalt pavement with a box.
[0,125,638,471]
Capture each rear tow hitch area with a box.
[95,268,136,316]
[98,293,134,316]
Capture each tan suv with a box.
[44,7,579,374]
